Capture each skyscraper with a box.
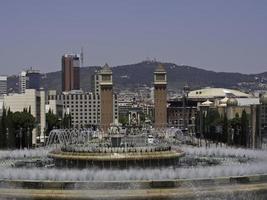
[26,68,41,90]
[99,63,114,132]
[61,54,80,92]
[19,71,27,93]
[0,76,7,96]
[91,69,100,95]
[154,64,167,128]
[19,68,41,93]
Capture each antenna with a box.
[81,47,84,67]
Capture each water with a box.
[0,145,267,199]
[0,146,266,181]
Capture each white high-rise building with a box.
[91,70,100,95]
[19,71,27,93]
[0,76,7,96]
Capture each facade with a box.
[62,54,80,92]
[47,90,118,129]
[3,89,46,144]
[48,90,100,128]
[45,90,63,118]
[99,64,115,131]
[154,64,167,128]
[167,99,198,133]
[0,76,7,96]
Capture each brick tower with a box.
[99,63,113,132]
[154,64,167,128]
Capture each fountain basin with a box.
[1,174,267,200]
[48,148,185,168]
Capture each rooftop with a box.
[188,88,251,99]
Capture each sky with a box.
[0,0,267,75]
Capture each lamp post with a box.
[6,128,9,149]
[27,127,30,149]
[19,127,22,149]
[182,85,190,133]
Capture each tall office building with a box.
[91,69,100,95]
[99,64,114,132]
[26,68,41,90]
[19,71,27,93]
[0,76,7,96]
[19,68,41,93]
[154,64,167,128]
[62,54,80,92]
[47,89,118,129]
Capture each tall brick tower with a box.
[99,63,113,132]
[154,64,167,128]
[62,54,80,92]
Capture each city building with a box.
[91,69,100,95]
[48,90,100,128]
[45,90,63,118]
[47,63,118,130]
[26,68,41,90]
[19,71,27,93]
[3,89,46,145]
[196,96,261,148]
[0,76,7,96]
[62,54,80,92]
[220,98,260,148]
[153,64,167,128]
[47,90,118,129]
[188,87,251,101]
[167,99,198,133]
[18,68,41,93]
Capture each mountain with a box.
[7,61,267,92]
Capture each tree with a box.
[46,110,60,135]
[11,110,35,148]
[240,110,249,147]
[0,107,7,148]
[119,115,128,126]
[222,115,228,144]
[0,109,36,149]
[204,109,222,141]
[62,113,72,129]
[195,111,201,138]
[230,113,241,146]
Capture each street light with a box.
[27,127,30,149]
[182,85,190,132]
[6,128,9,149]
[19,127,22,149]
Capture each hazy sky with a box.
[0,0,267,75]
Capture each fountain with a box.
[46,127,185,169]
[0,127,267,199]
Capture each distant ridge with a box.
[7,61,267,93]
